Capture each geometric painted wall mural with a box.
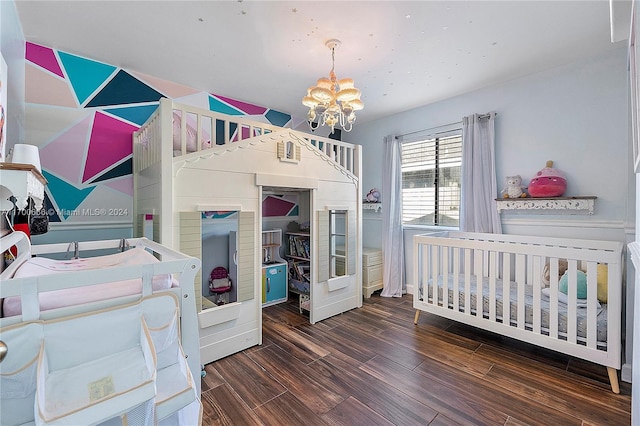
[201,195,299,221]
[262,195,299,217]
[25,42,292,224]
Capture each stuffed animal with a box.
[559,270,588,299]
[528,160,566,198]
[542,259,569,287]
[501,175,527,198]
[366,188,381,202]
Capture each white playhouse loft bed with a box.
[133,96,361,254]
[0,231,202,425]
[133,98,363,363]
[413,231,624,393]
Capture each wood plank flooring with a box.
[200,293,631,425]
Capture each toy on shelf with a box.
[365,188,380,202]
[501,175,527,198]
[528,160,566,198]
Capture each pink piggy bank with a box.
[528,160,566,198]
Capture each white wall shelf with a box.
[363,202,382,212]
[495,196,597,215]
[0,163,47,211]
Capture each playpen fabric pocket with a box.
[0,322,43,426]
[143,293,198,421]
[35,303,157,426]
[1,293,198,425]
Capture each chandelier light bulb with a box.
[302,95,319,108]
[301,38,363,134]
[338,78,355,88]
[349,99,364,111]
[336,88,360,102]
[316,78,332,89]
[310,87,333,103]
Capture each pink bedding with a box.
[2,247,174,317]
[172,110,211,154]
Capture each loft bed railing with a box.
[133,98,359,175]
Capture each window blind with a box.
[401,133,462,226]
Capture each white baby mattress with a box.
[2,247,174,317]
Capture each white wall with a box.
[346,46,629,227]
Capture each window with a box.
[329,210,346,277]
[401,130,462,227]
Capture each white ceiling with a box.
[15,1,627,124]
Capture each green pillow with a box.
[559,270,588,299]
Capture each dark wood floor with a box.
[200,293,631,425]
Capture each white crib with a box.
[413,231,623,393]
[0,231,202,425]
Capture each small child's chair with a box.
[208,266,231,305]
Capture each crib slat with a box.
[549,257,559,339]
[586,261,597,349]
[464,249,472,315]
[516,254,525,329]
[442,248,450,309]
[566,260,578,344]
[419,243,426,303]
[489,251,497,322]
[475,249,483,317]
[431,245,439,306]
[453,247,460,313]
[423,244,431,306]
[502,252,510,326]
[532,256,542,334]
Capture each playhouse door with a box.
[310,209,360,324]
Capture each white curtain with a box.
[381,134,404,297]
[460,113,502,233]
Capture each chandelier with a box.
[302,39,364,133]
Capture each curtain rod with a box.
[396,112,496,139]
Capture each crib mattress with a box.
[2,248,174,317]
[420,275,607,345]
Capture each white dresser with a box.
[362,247,383,298]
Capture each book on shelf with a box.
[288,259,310,282]
[295,263,305,278]
[288,235,310,259]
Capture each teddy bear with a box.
[501,175,527,198]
